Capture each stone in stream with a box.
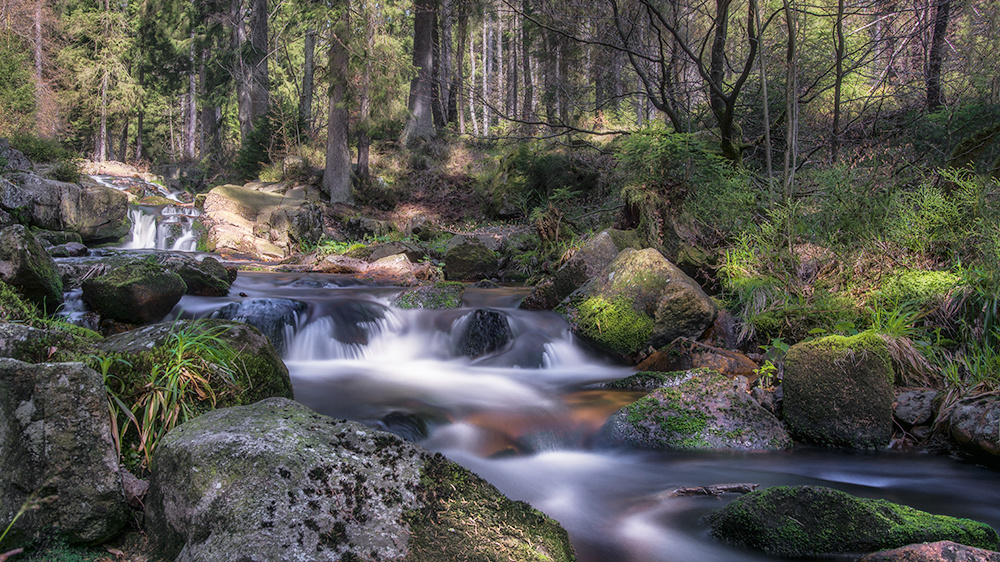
[210,298,307,356]
[455,308,513,359]
[146,397,575,562]
[707,485,999,558]
[597,369,791,452]
[859,540,1000,561]
[948,395,1000,463]
[81,256,186,324]
[443,235,499,281]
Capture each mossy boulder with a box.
[392,281,465,309]
[0,358,129,548]
[146,398,575,562]
[0,224,63,314]
[598,370,791,451]
[875,270,961,308]
[81,257,186,324]
[10,173,129,242]
[707,485,999,558]
[782,332,894,449]
[558,248,716,357]
[443,235,498,281]
[520,228,642,310]
[97,319,293,406]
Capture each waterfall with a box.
[124,206,201,251]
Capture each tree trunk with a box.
[926,0,950,111]
[300,28,315,131]
[402,0,437,143]
[324,0,352,203]
[187,31,198,160]
[782,0,798,202]
[231,0,252,141]
[357,1,376,182]
[831,0,845,163]
[97,70,108,162]
[34,0,43,124]
[455,8,467,134]
[249,0,269,123]
[520,0,533,128]
[118,120,129,162]
[438,0,452,124]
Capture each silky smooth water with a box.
[170,272,1000,561]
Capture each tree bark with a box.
[520,0,533,128]
[402,0,437,143]
[831,0,845,163]
[782,0,798,202]
[249,0,269,123]
[324,0,352,204]
[187,29,198,161]
[356,1,376,182]
[926,0,950,111]
[97,70,108,161]
[455,7,467,134]
[300,28,315,131]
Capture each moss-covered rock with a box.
[0,359,129,548]
[875,269,961,307]
[707,485,999,558]
[0,224,63,314]
[782,332,894,449]
[146,398,575,562]
[558,248,716,357]
[598,370,791,451]
[392,281,465,309]
[948,395,1000,464]
[520,228,642,310]
[443,235,499,281]
[156,254,232,296]
[81,256,186,324]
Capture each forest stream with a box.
[153,270,1000,562]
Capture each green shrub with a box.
[8,133,75,163]
[47,159,82,183]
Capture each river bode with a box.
[167,271,1000,562]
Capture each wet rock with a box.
[520,228,642,310]
[707,485,999,558]
[99,319,293,404]
[0,359,129,547]
[0,224,63,313]
[557,248,716,357]
[444,235,498,281]
[46,241,88,258]
[456,308,513,359]
[598,370,791,451]
[146,398,575,562]
[636,337,759,377]
[156,254,232,296]
[782,333,894,449]
[859,540,1000,561]
[82,256,185,324]
[949,395,1000,461]
[316,253,368,274]
[392,281,465,309]
[895,389,939,428]
[374,411,429,442]
[210,298,307,356]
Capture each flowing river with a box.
[167,271,1000,561]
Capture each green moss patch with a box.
[707,485,999,558]
[393,282,465,309]
[573,296,654,356]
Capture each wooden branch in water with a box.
[662,483,759,498]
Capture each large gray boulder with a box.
[146,398,575,562]
[202,184,324,261]
[558,247,716,357]
[10,172,128,242]
[707,485,999,558]
[598,370,791,451]
[0,224,63,313]
[0,359,129,547]
[156,253,233,297]
[82,257,186,324]
[0,139,31,172]
[782,333,894,449]
[520,228,641,310]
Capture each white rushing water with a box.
[172,272,1000,562]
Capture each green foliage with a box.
[0,32,35,135]
[96,323,248,471]
[8,133,76,163]
[875,270,962,308]
[46,159,83,183]
[234,114,278,180]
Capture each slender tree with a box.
[402,0,437,143]
[323,0,352,203]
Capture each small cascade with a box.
[123,205,202,251]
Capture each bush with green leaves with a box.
[8,133,76,163]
